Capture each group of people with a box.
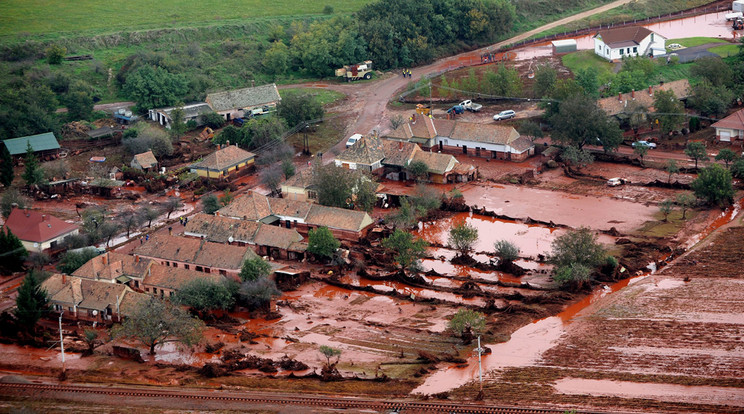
[402,69,412,78]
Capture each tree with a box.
[319,345,342,368]
[28,251,50,270]
[390,114,405,130]
[653,90,684,134]
[45,44,66,65]
[14,270,49,331]
[238,277,281,310]
[122,65,189,111]
[1,188,31,218]
[688,80,733,118]
[117,209,141,239]
[201,194,221,215]
[715,148,737,167]
[548,227,606,271]
[633,142,649,165]
[690,56,733,87]
[123,123,174,158]
[260,163,284,196]
[308,227,340,259]
[449,308,486,343]
[22,142,45,187]
[99,221,120,248]
[553,263,592,290]
[169,106,187,139]
[163,196,183,219]
[65,89,94,121]
[684,141,709,169]
[732,158,744,179]
[174,279,236,312]
[57,249,100,274]
[550,94,622,151]
[659,199,673,222]
[201,112,226,129]
[575,67,600,99]
[665,160,679,184]
[517,120,543,140]
[278,92,324,129]
[533,64,557,98]
[0,228,28,273]
[282,159,295,179]
[240,257,272,282]
[691,164,734,207]
[381,229,428,272]
[561,146,594,170]
[113,296,204,355]
[494,240,519,263]
[407,160,429,182]
[448,222,478,257]
[0,143,14,187]
[82,328,102,356]
[219,189,233,207]
[482,64,522,96]
[263,41,291,77]
[675,192,696,219]
[138,205,161,228]
[311,164,375,211]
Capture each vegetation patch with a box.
[666,37,728,50]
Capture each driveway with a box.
[657,42,721,63]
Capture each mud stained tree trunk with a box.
[150,342,157,355]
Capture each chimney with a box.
[135,254,139,263]
[41,214,46,221]
[226,140,230,146]
[618,92,622,101]
[62,273,66,284]
[412,113,416,123]
[631,89,635,99]
[215,211,220,216]
[398,141,403,150]
[648,86,653,96]
[102,254,107,265]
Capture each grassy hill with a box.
[0,0,370,39]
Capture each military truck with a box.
[336,61,373,82]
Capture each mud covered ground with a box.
[450,215,744,413]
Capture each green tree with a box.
[65,89,94,121]
[263,41,291,77]
[45,44,66,65]
[449,308,486,343]
[448,222,478,257]
[715,148,738,167]
[114,296,204,355]
[238,277,281,310]
[1,188,31,218]
[691,164,734,207]
[282,159,295,179]
[553,263,592,290]
[684,141,709,169]
[319,345,342,368]
[169,106,187,139]
[659,199,673,222]
[543,79,583,118]
[533,64,557,98]
[688,80,733,118]
[381,229,428,272]
[483,64,522,96]
[620,56,656,78]
[561,146,594,170]
[57,249,100,274]
[407,160,429,182]
[122,65,189,111]
[201,194,221,215]
[550,93,622,151]
[277,93,324,129]
[14,271,49,331]
[201,112,226,129]
[665,159,679,184]
[675,192,696,219]
[517,120,543,140]
[240,257,272,282]
[22,142,45,187]
[174,279,236,312]
[690,56,733,87]
[494,240,519,263]
[731,158,744,179]
[653,89,684,134]
[312,164,374,210]
[0,144,14,187]
[633,142,649,165]
[308,227,340,259]
[575,67,600,99]
[0,228,28,273]
[548,227,606,271]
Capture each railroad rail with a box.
[0,382,617,413]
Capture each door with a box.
[720,131,731,142]
[462,145,468,154]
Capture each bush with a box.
[45,44,66,65]
[58,249,100,274]
[201,112,225,129]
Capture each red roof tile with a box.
[711,108,744,131]
[4,208,78,243]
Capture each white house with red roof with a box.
[593,26,666,61]
[711,108,744,143]
[3,208,79,252]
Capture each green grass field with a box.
[666,37,728,49]
[279,88,346,106]
[0,0,370,39]
[709,44,740,58]
[561,50,615,78]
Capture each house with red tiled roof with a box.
[190,144,255,179]
[218,191,273,221]
[280,168,317,202]
[711,108,744,143]
[593,26,666,61]
[72,251,153,290]
[142,264,226,299]
[42,273,147,323]
[597,80,690,118]
[130,150,158,171]
[132,234,259,279]
[3,208,79,253]
[334,135,386,172]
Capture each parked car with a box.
[459,100,482,112]
[632,140,657,149]
[447,105,465,115]
[345,133,363,148]
[606,177,626,187]
[493,110,516,121]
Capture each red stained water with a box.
[683,197,743,249]
[421,259,523,284]
[338,274,485,306]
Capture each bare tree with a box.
[117,209,142,238]
[138,205,161,228]
[163,196,183,219]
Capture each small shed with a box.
[131,151,158,171]
[734,0,744,13]
[552,39,577,54]
[3,132,61,157]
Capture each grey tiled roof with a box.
[206,84,281,112]
[335,135,385,165]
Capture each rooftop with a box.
[3,132,60,156]
[132,151,158,169]
[218,191,272,221]
[711,108,744,130]
[335,135,385,165]
[206,84,281,112]
[411,150,458,175]
[594,26,657,47]
[144,263,225,291]
[598,79,691,116]
[72,251,152,281]
[192,145,256,172]
[305,204,374,232]
[3,208,78,243]
[133,234,258,270]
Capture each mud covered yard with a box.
[451,220,744,413]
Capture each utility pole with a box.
[475,335,484,395]
[429,81,433,116]
[59,312,66,374]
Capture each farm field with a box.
[0,0,370,38]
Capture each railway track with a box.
[0,382,612,413]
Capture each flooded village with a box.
[1,1,744,413]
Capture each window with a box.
[184,264,189,270]
[134,281,139,288]
[220,269,227,276]
[172,263,177,268]
[633,47,637,53]
[68,307,74,313]
[196,266,203,272]
[169,291,174,297]
[619,49,624,55]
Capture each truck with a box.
[725,11,743,20]
[459,100,482,112]
[447,105,464,115]
[734,0,744,13]
[335,61,373,82]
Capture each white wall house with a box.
[711,108,744,142]
[593,26,666,61]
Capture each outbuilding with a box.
[552,39,577,54]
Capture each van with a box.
[345,133,363,148]
[493,110,516,121]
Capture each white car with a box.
[345,133,363,148]
[607,177,626,187]
[632,140,657,149]
[493,110,516,121]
